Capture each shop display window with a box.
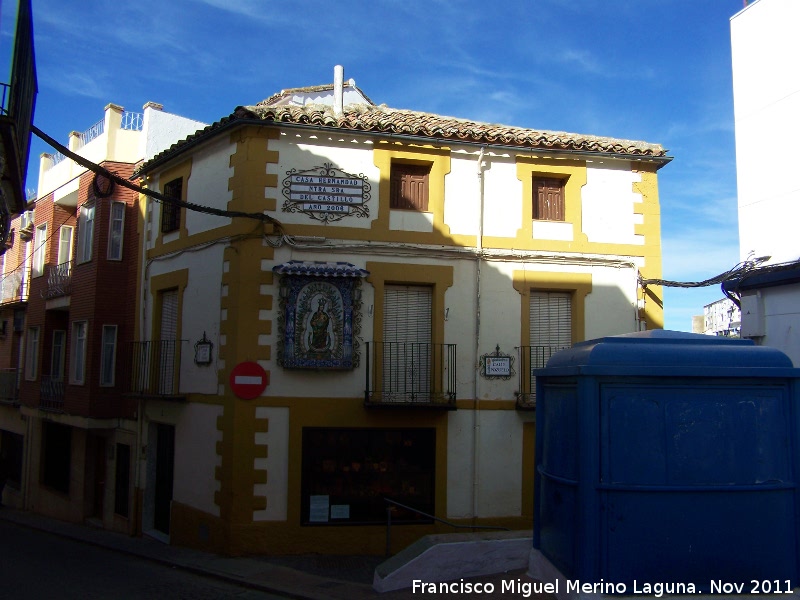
[301,427,435,525]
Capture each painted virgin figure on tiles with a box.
[296,282,343,361]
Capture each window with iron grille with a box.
[390,163,430,211]
[161,178,182,234]
[533,177,565,221]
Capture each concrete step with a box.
[373,529,532,592]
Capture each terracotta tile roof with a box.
[242,102,667,157]
[135,96,667,177]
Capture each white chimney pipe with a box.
[334,65,344,116]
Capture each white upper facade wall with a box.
[36,102,206,201]
[141,104,207,161]
[731,0,800,264]
[267,131,647,241]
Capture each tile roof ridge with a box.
[258,80,375,107]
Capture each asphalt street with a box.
[0,519,289,600]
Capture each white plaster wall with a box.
[583,265,639,339]
[446,410,476,518]
[38,128,139,198]
[266,133,379,229]
[732,0,800,264]
[476,411,527,517]
[172,404,223,517]
[185,138,235,235]
[253,406,290,521]
[582,161,641,245]
[443,151,482,237]
[481,157,522,238]
[446,410,532,519]
[38,155,78,198]
[145,245,225,396]
[531,221,572,242]
[108,128,142,164]
[278,87,369,108]
[390,210,433,232]
[762,283,800,367]
[474,260,522,401]
[142,108,207,160]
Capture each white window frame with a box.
[32,223,47,277]
[25,326,40,380]
[51,329,66,382]
[70,321,88,385]
[100,325,118,386]
[76,203,95,264]
[58,225,74,267]
[107,202,125,261]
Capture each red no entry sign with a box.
[229,361,269,399]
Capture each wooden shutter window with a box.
[161,178,183,233]
[160,289,179,341]
[533,177,565,221]
[390,164,430,211]
[383,285,432,344]
[529,291,572,348]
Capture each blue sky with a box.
[14,0,746,331]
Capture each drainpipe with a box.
[333,65,344,116]
[472,147,486,524]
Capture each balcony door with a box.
[382,285,432,401]
[158,290,178,394]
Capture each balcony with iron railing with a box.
[39,375,64,411]
[47,109,144,168]
[43,260,72,299]
[124,340,185,398]
[0,271,29,304]
[364,342,456,408]
[516,345,571,409]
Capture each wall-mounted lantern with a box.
[194,332,214,365]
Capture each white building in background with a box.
[699,297,741,337]
[723,0,800,366]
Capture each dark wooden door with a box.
[153,424,175,534]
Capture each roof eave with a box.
[135,109,672,178]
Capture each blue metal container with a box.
[533,330,800,590]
